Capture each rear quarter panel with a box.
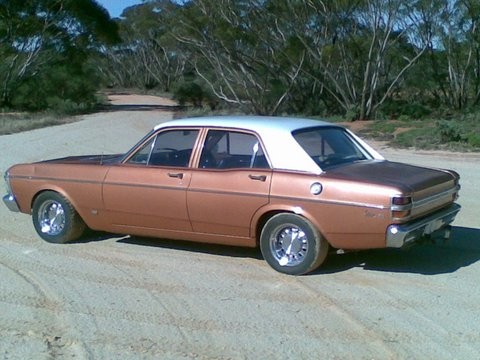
[267,171,398,249]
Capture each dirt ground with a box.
[1,95,479,359]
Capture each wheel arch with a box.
[252,205,330,247]
[30,187,88,225]
[31,188,87,243]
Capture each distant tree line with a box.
[0,0,119,112]
[99,0,480,120]
[2,0,480,121]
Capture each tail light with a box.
[391,195,412,220]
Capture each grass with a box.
[0,113,76,135]
[355,115,480,152]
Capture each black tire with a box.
[32,191,86,244]
[260,213,329,275]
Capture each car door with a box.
[187,129,272,238]
[102,128,200,234]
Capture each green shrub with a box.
[173,81,205,107]
[378,100,432,119]
[344,105,359,121]
[436,120,467,143]
[398,114,411,122]
[467,133,480,148]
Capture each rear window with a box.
[293,127,371,169]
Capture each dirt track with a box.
[1,96,479,359]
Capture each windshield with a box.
[293,127,372,170]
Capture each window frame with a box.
[197,128,271,170]
[292,126,373,170]
[123,127,201,168]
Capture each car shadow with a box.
[117,236,263,260]
[73,226,479,275]
[70,231,129,244]
[314,226,480,275]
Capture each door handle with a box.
[168,172,184,179]
[248,174,267,182]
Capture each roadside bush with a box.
[436,120,467,143]
[173,78,218,109]
[10,63,98,114]
[378,100,432,120]
[173,81,204,107]
[467,133,480,148]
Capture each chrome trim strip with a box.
[104,181,185,192]
[9,175,100,186]
[105,182,269,199]
[188,187,269,199]
[9,174,269,198]
[270,195,387,209]
[413,185,460,208]
[391,185,460,212]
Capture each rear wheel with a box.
[260,213,329,275]
[32,191,86,243]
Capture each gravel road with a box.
[1,97,479,359]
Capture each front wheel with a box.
[260,213,329,275]
[32,191,86,244]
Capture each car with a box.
[3,116,461,275]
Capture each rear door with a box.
[187,129,272,237]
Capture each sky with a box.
[96,0,144,18]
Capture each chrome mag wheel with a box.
[270,225,309,267]
[32,191,86,243]
[37,200,66,236]
[260,213,329,275]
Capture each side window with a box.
[128,129,199,167]
[128,137,154,164]
[199,130,269,169]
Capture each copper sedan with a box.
[3,116,461,275]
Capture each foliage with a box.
[391,116,480,150]
[99,1,185,91]
[3,0,480,136]
[0,0,119,112]
[0,113,76,135]
[437,120,467,142]
[97,0,480,121]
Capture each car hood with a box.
[324,160,457,193]
[39,154,124,165]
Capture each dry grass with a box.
[0,113,76,135]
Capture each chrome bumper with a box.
[3,194,20,212]
[386,203,461,248]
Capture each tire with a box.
[32,191,86,244]
[260,213,329,275]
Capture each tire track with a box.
[0,255,90,359]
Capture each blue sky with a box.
[96,0,144,18]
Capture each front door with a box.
[102,129,199,234]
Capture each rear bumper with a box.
[386,203,461,248]
[3,194,20,212]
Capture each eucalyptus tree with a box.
[173,0,307,115]
[102,0,186,91]
[0,0,119,109]
[426,0,480,110]
[282,0,434,119]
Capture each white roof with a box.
[154,116,383,174]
